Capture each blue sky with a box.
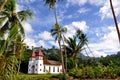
[17,0,120,57]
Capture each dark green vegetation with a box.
[68,52,120,79]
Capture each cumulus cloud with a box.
[67,0,120,19]
[22,22,34,34]
[38,40,48,48]
[64,21,89,38]
[38,31,53,40]
[88,24,120,56]
[24,37,37,48]
[99,0,120,19]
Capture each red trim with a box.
[36,50,43,56]
[30,52,36,57]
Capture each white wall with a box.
[35,59,44,74]
[28,57,62,74]
[28,60,35,74]
[43,65,62,74]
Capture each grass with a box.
[16,73,62,80]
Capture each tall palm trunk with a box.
[54,4,58,24]
[110,0,120,43]
[0,0,7,12]
[58,39,66,79]
[53,2,66,79]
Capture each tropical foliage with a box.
[0,0,32,79]
[64,29,87,70]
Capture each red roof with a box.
[30,52,36,57]
[30,50,44,57]
[36,50,43,56]
[44,60,62,65]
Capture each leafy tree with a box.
[64,29,87,70]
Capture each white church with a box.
[28,49,63,74]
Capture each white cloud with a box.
[64,21,89,39]
[88,0,106,6]
[38,31,53,40]
[67,0,88,6]
[24,37,37,48]
[88,24,120,56]
[22,22,34,34]
[78,7,90,14]
[72,21,89,32]
[99,0,120,19]
[48,40,59,48]
[89,51,107,57]
[38,40,48,48]
[67,0,120,19]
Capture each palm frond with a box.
[4,0,16,12]
[0,21,9,38]
[17,10,32,21]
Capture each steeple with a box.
[36,50,43,57]
[36,50,43,60]
[29,46,36,60]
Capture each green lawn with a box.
[16,74,62,80]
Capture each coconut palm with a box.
[0,0,32,38]
[45,0,67,79]
[64,29,87,70]
[0,0,32,79]
[44,0,64,24]
[51,24,67,78]
[110,0,120,43]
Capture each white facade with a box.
[28,51,62,74]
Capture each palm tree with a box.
[64,29,87,70]
[0,0,32,38]
[51,24,67,78]
[0,0,7,12]
[45,0,66,79]
[110,0,120,43]
[45,0,64,24]
[0,0,32,79]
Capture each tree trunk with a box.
[58,39,66,80]
[17,56,21,75]
[54,4,58,24]
[110,0,120,43]
[0,0,7,12]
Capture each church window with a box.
[49,66,51,72]
[36,69,37,71]
[44,66,45,72]
[58,67,59,72]
[40,64,42,66]
[40,69,41,71]
[53,67,55,72]
[36,64,37,66]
